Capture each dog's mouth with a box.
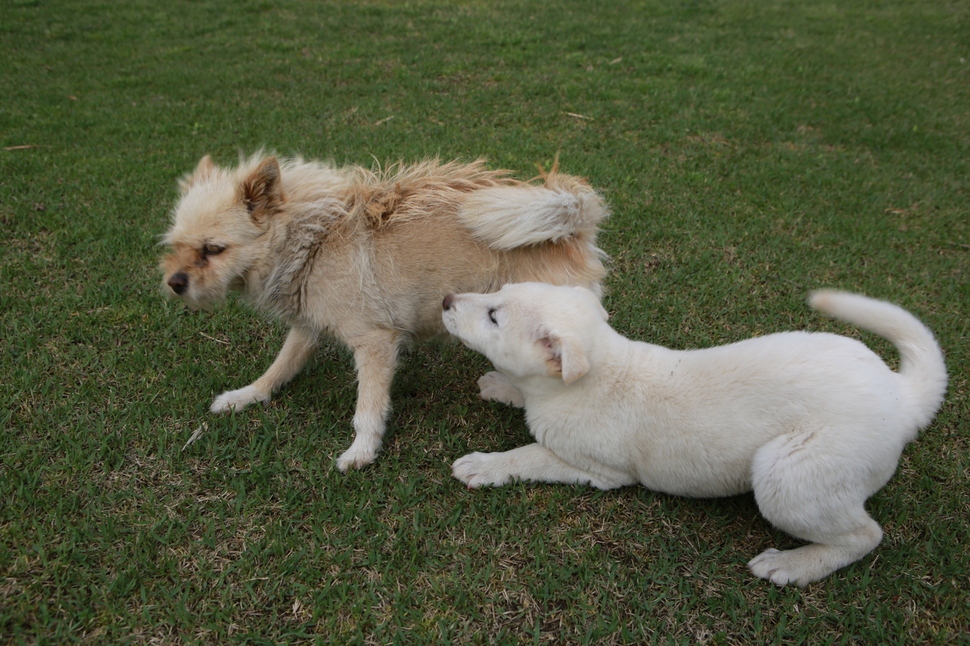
[162,284,202,311]
[175,295,221,313]
[161,275,220,312]
[441,311,461,338]
[444,323,486,356]
[441,310,471,342]
[441,298,489,353]
[162,261,246,310]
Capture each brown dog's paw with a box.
[210,386,269,413]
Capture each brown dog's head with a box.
[160,154,285,309]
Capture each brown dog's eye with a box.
[202,244,226,257]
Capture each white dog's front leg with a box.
[477,371,524,408]
[336,330,401,472]
[210,325,318,413]
[452,443,623,490]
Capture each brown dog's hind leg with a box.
[336,329,401,472]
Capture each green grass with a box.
[2,0,968,643]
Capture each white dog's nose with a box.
[442,294,455,311]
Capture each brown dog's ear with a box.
[539,332,589,384]
[241,157,284,223]
[178,155,216,193]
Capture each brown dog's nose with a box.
[442,294,454,311]
[168,272,189,295]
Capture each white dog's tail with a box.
[809,290,947,432]
[456,171,607,251]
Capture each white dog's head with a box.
[442,282,609,384]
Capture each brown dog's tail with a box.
[456,172,608,252]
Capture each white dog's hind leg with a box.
[210,325,318,413]
[452,443,631,489]
[747,519,883,588]
[336,330,400,472]
[477,371,525,408]
[748,431,886,586]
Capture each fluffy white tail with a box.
[809,290,947,431]
[457,178,607,251]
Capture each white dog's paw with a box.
[336,435,381,473]
[477,372,525,408]
[452,452,513,488]
[210,385,270,413]
[748,548,815,588]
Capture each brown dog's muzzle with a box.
[168,272,189,295]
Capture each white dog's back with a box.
[528,290,946,497]
[521,329,904,497]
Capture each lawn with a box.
[1,0,968,643]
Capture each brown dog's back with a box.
[271,158,608,341]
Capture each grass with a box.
[1,0,968,643]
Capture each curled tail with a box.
[809,290,947,431]
[456,170,608,251]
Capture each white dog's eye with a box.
[488,308,498,325]
[202,244,226,256]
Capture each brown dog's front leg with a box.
[336,329,401,472]
[210,325,319,413]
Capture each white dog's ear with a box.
[539,332,589,384]
[241,157,285,223]
[178,155,216,193]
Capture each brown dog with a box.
[160,153,608,470]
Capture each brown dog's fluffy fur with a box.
[161,153,608,470]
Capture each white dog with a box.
[441,283,947,586]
